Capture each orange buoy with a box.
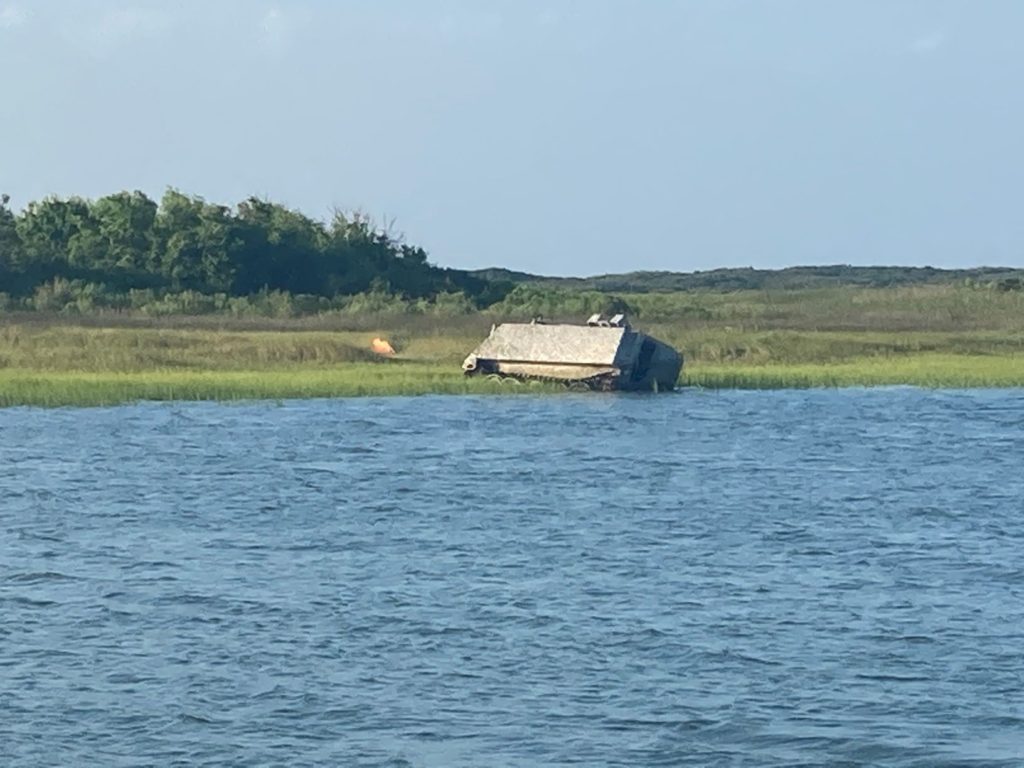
[371,337,396,356]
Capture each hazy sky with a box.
[1,1,1021,275]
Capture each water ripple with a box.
[1,390,1023,766]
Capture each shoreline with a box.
[3,316,1024,407]
[3,355,1024,408]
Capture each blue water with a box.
[2,390,1023,767]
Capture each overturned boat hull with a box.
[462,319,683,391]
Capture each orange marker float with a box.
[371,337,396,356]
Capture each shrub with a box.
[488,284,634,320]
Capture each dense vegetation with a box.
[474,265,1024,292]
[0,189,500,309]
[3,189,1024,322]
[3,306,1024,406]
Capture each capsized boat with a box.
[462,314,682,391]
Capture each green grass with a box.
[5,284,1024,407]
[4,352,1023,408]
[0,363,563,408]
[683,355,1024,390]
[627,283,1024,332]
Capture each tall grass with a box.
[683,355,1024,389]
[4,283,1024,406]
[0,364,561,408]
[0,325,481,371]
[628,284,1024,332]
[9,282,1024,332]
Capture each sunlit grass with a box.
[3,309,1024,407]
[0,325,483,371]
[4,353,1024,408]
[683,355,1024,389]
[0,364,562,408]
[628,283,1024,332]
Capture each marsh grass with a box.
[629,284,1024,332]
[0,325,481,372]
[683,355,1024,389]
[5,283,1024,406]
[0,364,564,408]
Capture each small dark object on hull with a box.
[462,314,683,392]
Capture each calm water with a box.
[2,390,1023,767]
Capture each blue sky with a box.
[1,1,1021,275]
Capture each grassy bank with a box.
[683,355,1024,389]
[0,364,565,408]
[3,284,1024,406]
[3,354,1022,408]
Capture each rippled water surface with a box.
[2,390,1024,766]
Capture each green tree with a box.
[0,193,21,277]
[322,211,379,295]
[153,190,239,291]
[91,191,158,272]
[15,196,92,275]
[233,198,328,295]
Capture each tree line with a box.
[5,188,1020,318]
[0,189,501,303]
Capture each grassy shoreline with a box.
[2,354,1023,408]
[0,364,565,408]
[4,355,1024,408]
[4,293,1024,406]
[683,355,1024,389]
